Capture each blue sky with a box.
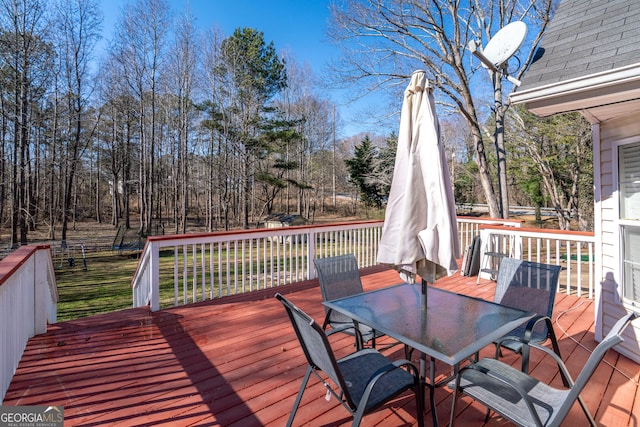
[99,0,387,137]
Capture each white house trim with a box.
[510,63,640,117]
[593,123,603,342]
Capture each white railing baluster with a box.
[174,246,179,305]
[269,237,274,287]
[576,242,583,297]
[589,243,594,299]
[244,240,248,293]
[250,239,255,291]
[209,243,214,299]
[220,242,224,296]
[566,240,572,295]
[182,245,188,305]
[276,238,281,287]
[287,237,292,284]
[201,243,206,301]
[192,244,197,302]
[225,241,231,296]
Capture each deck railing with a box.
[131,217,539,311]
[478,225,596,298]
[0,245,57,402]
[132,221,385,311]
[456,216,523,249]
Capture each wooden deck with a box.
[4,266,639,426]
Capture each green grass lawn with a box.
[53,248,264,321]
[53,243,358,322]
[53,251,141,322]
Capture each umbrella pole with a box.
[419,277,438,425]
[421,278,428,307]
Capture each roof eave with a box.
[510,63,640,117]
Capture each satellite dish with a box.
[468,21,527,86]
[482,21,528,69]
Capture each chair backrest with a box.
[314,254,363,324]
[494,258,561,340]
[554,312,638,425]
[275,293,356,408]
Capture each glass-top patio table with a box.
[323,282,535,426]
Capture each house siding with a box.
[599,114,640,363]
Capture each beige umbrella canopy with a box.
[377,70,460,284]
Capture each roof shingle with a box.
[519,0,640,91]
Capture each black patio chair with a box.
[449,312,638,427]
[314,254,385,349]
[275,293,424,427]
[492,258,562,373]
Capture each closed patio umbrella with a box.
[377,70,460,284]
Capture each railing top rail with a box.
[457,216,524,226]
[479,224,594,238]
[0,244,51,288]
[144,220,384,245]
[131,243,153,290]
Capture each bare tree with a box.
[96,51,137,230]
[0,0,53,246]
[54,0,101,241]
[201,26,235,230]
[114,0,169,235]
[511,108,592,230]
[167,9,198,233]
[327,0,554,218]
[274,54,335,218]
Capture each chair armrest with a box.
[526,341,575,387]
[324,316,366,349]
[391,359,420,377]
[358,358,420,407]
[462,363,545,427]
[495,315,548,348]
[494,324,573,389]
[522,315,549,343]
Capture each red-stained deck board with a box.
[4,265,639,426]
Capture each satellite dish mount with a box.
[468,21,527,86]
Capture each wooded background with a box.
[0,0,592,249]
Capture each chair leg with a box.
[449,372,462,427]
[286,367,312,427]
[351,405,366,427]
[428,356,438,427]
[353,320,364,350]
[494,343,503,360]
[415,379,425,427]
[484,408,491,423]
[577,395,597,427]
[521,343,531,373]
[404,344,413,360]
